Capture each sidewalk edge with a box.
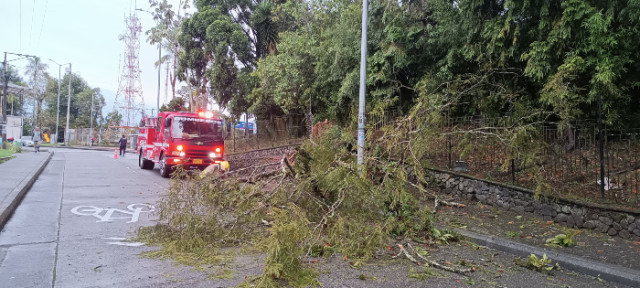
[451,228,640,287]
[0,151,54,230]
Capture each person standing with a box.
[32,127,43,153]
[118,135,128,157]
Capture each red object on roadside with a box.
[113,148,118,159]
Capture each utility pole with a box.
[56,65,60,143]
[65,64,72,146]
[90,90,94,146]
[158,44,161,116]
[1,53,8,149]
[136,8,162,116]
[32,60,38,128]
[357,0,369,173]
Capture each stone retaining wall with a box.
[429,171,640,241]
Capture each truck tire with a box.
[159,154,171,178]
[139,151,154,170]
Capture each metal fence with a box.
[62,127,138,148]
[421,116,640,206]
[224,114,308,154]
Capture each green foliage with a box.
[141,120,445,285]
[546,232,578,247]
[9,142,22,153]
[104,110,123,127]
[505,231,521,238]
[431,228,461,244]
[159,97,187,112]
[177,0,640,127]
[516,253,558,273]
[145,0,191,99]
[0,147,14,158]
[250,31,316,117]
[42,73,105,130]
[407,267,448,280]
[255,205,319,288]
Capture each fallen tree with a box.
[137,71,549,286]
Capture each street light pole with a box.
[65,64,72,146]
[136,8,162,116]
[1,53,8,149]
[357,0,369,173]
[56,64,61,144]
[49,59,70,145]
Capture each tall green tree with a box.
[43,73,105,130]
[24,57,49,127]
[145,0,191,99]
[1,64,26,116]
[520,0,640,126]
[250,31,316,117]
[104,110,123,127]
[177,6,251,112]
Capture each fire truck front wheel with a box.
[159,154,173,178]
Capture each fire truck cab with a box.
[137,110,229,178]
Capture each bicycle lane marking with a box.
[70,203,155,223]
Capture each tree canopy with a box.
[175,0,640,127]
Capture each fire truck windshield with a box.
[171,116,223,140]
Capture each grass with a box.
[0,149,14,158]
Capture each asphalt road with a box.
[0,148,221,288]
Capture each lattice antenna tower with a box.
[115,12,144,128]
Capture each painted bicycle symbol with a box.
[70,204,155,223]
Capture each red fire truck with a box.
[137,110,229,177]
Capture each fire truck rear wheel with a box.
[139,151,154,170]
[159,154,172,178]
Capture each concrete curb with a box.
[0,156,15,161]
[451,228,640,287]
[0,151,54,230]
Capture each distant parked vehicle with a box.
[21,136,34,147]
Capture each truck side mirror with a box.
[164,118,171,139]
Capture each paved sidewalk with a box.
[0,150,53,229]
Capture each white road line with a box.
[106,241,145,247]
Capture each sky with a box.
[1,0,192,117]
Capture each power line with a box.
[37,0,49,49]
[28,0,36,52]
[20,0,22,51]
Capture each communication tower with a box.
[116,13,144,128]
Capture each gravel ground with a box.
[165,239,629,288]
[312,242,627,288]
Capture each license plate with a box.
[193,159,203,164]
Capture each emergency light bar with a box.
[198,111,215,118]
